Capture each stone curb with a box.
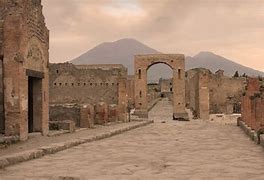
[148,98,161,112]
[237,119,262,145]
[0,120,153,169]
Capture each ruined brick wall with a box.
[0,57,3,133]
[49,104,81,127]
[186,68,244,117]
[241,78,264,130]
[186,70,199,111]
[209,74,245,114]
[159,79,173,93]
[0,4,4,133]
[186,68,209,119]
[0,0,49,139]
[49,63,127,105]
[126,75,135,106]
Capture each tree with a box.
[233,71,239,78]
[242,73,247,78]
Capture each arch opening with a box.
[147,63,173,107]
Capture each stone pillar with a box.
[0,56,4,133]
[173,65,188,120]
[80,104,94,128]
[244,96,251,127]
[3,14,24,138]
[95,102,108,125]
[41,65,49,136]
[198,72,209,119]
[250,97,256,130]
[261,97,264,128]
[255,97,262,130]
[1,0,49,140]
[109,104,118,122]
[241,96,245,122]
[134,67,148,118]
[118,77,128,122]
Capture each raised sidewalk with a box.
[0,120,153,169]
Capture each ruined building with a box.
[186,68,210,119]
[0,0,49,140]
[49,63,128,128]
[159,78,173,93]
[240,78,264,131]
[186,68,245,119]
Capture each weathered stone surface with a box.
[0,0,49,140]
[1,100,264,179]
[0,120,153,169]
[49,63,128,124]
[186,68,245,117]
[108,104,118,122]
[134,54,187,119]
[94,102,109,125]
[79,104,95,128]
[260,134,264,147]
[50,104,81,127]
[49,120,75,133]
[241,78,264,131]
[49,63,127,106]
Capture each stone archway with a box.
[134,54,188,120]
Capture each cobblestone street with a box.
[1,99,264,180]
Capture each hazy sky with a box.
[42,0,264,71]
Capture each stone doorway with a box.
[134,54,188,120]
[28,76,43,133]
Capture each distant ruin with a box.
[134,54,188,120]
[186,68,245,119]
[49,63,128,129]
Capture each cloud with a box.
[42,0,264,71]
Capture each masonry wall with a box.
[186,68,245,117]
[0,57,3,133]
[186,68,209,119]
[159,79,173,93]
[186,72,198,111]
[209,74,245,114]
[126,75,135,106]
[49,63,127,105]
[198,72,210,119]
[0,0,49,140]
[49,104,81,127]
[0,13,4,133]
[49,63,128,124]
[241,78,264,131]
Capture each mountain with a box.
[186,52,264,77]
[70,38,264,81]
[71,38,160,75]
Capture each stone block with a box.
[49,104,80,127]
[95,102,108,125]
[260,134,264,147]
[253,132,259,144]
[80,104,95,128]
[108,104,118,122]
[49,120,75,133]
